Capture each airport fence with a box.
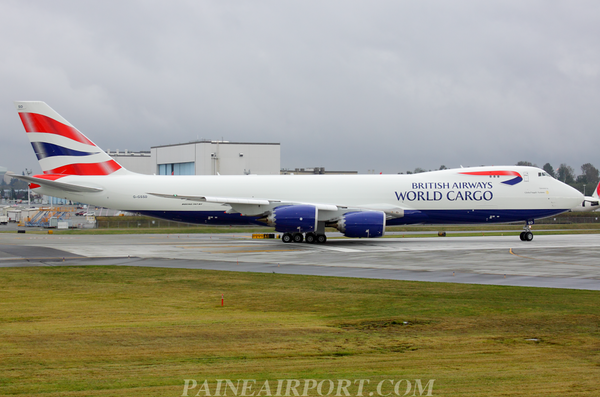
[534,215,600,224]
[96,217,198,229]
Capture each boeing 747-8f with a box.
[12,101,583,243]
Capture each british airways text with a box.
[395,182,494,202]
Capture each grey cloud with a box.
[1,1,599,175]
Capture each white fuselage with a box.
[32,166,583,226]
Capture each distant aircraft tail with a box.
[571,180,600,212]
[14,101,128,176]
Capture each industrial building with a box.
[280,167,357,175]
[107,143,357,176]
[0,166,7,183]
[108,140,280,175]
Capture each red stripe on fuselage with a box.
[459,171,521,177]
[19,112,95,146]
[45,160,122,175]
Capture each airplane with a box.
[11,101,583,243]
[570,181,600,212]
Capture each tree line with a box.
[517,161,599,196]
[0,174,30,201]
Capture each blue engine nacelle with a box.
[267,205,318,233]
[336,211,386,238]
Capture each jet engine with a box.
[335,211,386,238]
[266,205,318,233]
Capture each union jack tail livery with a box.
[15,101,127,176]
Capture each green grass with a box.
[386,223,600,232]
[381,229,600,239]
[9,226,278,235]
[4,224,600,237]
[2,212,599,235]
[1,266,600,396]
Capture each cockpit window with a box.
[538,172,550,177]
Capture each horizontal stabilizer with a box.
[8,173,103,193]
[584,196,599,203]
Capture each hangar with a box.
[107,140,280,176]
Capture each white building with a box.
[108,140,280,175]
[106,150,153,175]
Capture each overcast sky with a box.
[1,1,599,175]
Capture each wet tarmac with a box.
[1,231,599,290]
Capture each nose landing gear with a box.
[519,231,533,241]
[520,224,534,241]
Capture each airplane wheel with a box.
[305,232,316,244]
[282,233,293,243]
[525,231,533,241]
[519,232,525,241]
[316,234,327,244]
[293,233,304,243]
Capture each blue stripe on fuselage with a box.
[137,208,569,227]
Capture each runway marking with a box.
[315,246,364,253]
[174,245,303,253]
[176,245,259,248]
[201,249,302,254]
[175,245,286,250]
[0,256,82,261]
[508,248,597,267]
[6,237,76,240]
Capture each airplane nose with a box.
[562,183,584,209]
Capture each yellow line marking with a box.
[509,248,594,267]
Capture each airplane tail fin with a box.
[14,101,129,176]
[593,181,600,199]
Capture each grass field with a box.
[1,211,599,237]
[1,266,600,396]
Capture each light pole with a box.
[24,168,32,205]
[583,184,586,196]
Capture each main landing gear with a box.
[282,232,327,244]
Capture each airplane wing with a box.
[148,192,339,214]
[148,193,272,206]
[147,192,404,218]
[8,173,103,193]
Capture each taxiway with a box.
[1,232,599,290]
